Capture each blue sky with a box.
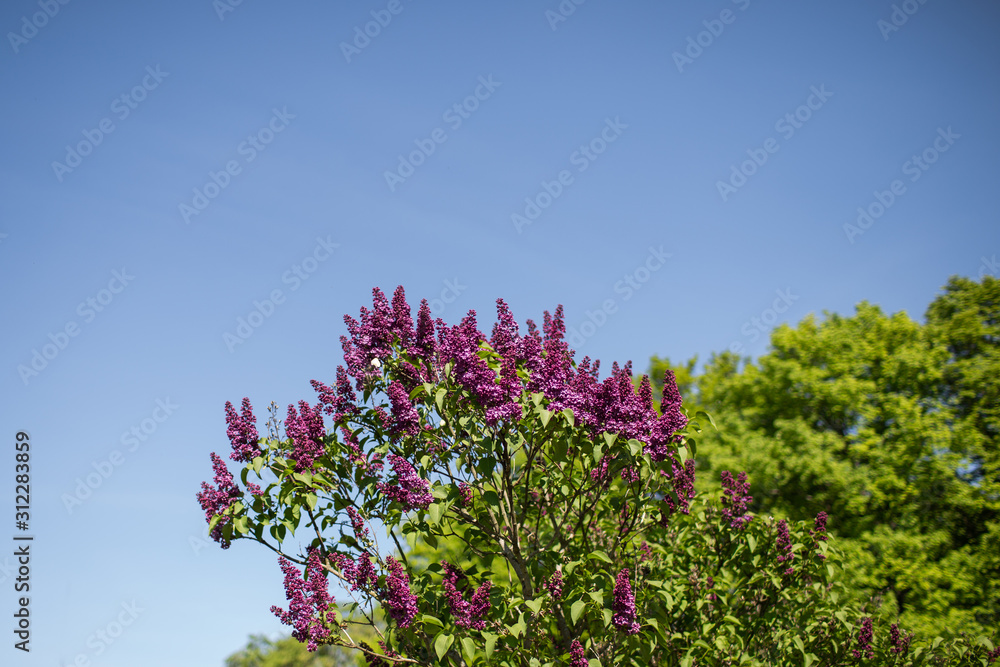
[1,0,998,664]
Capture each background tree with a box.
[646,276,1000,640]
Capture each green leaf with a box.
[677,445,689,463]
[695,410,717,430]
[484,632,497,658]
[539,409,553,428]
[793,636,805,653]
[251,456,264,474]
[588,590,604,606]
[627,439,643,457]
[525,598,543,614]
[562,408,575,427]
[304,493,318,511]
[571,599,586,624]
[603,431,617,448]
[421,615,444,628]
[435,388,447,415]
[747,534,757,553]
[461,637,477,663]
[234,515,248,535]
[589,550,612,564]
[428,503,443,525]
[435,633,454,660]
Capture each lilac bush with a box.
[198,286,996,666]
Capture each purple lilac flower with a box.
[569,640,588,667]
[196,453,243,548]
[225,397,261,462]
[346,506,370,542]
[378,454,432,511]
[311,366,359,421]
[852,617,874,660]
[720,471,753,530]
[775,519,794,576]
[247,482,262,497]
[383,556,418,628]
[706,576,718,602]
[611,568,641,635]
[889,623,913,656]
[387,381,421,437]
[545,569,563,600]
[441,561,491,630]
[458,482,473,507]
[330,552,376,592]
[285,401,326,471]
[270,550,335,651]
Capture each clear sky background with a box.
[1,0,998,665]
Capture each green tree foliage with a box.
[647,276,1000,640]
[225,632,367,667]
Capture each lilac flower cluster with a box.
[569,640,588,667]
[330,552,377,592]
[270,550,335,651]
[889,623,913,656]
[706,575,718,603]
[346,506,370,543]
[660,458,697,520]
[285,400,326,472]
[775,519,794,576]
[378,454,432,511]
[330,287,694,503]
[225,397,261,462]
[310,366,359,421]
[720,471,753,530]
[196,453,243,548]
[852,617,874,660]
[611,568,641,635]
[383,556,418,628]
[545,569,563,600]
[458,482,473,507]
[441,561,492,630]
[387,381,421,437]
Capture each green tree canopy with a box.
[647,276,1000,639]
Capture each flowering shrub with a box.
[198,287,997,666]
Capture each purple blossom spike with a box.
[889,623,913,656]
[378,454,432,511]
[545,569,563,601]
[196,452,243,548]
[569,640,588,667]
[270,550,335,651]
[775,518,794,575]
[285,401,326,471]
[387,381,421,437]
[442,561,491,630]
[611,568,641,635]
[225,397,261,462]
[383,556,418,628]
[720,471,753,530]
[852,617,874,660]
